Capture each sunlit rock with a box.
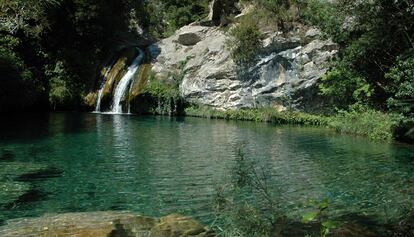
[0,212,214,237]
[152,23,337,112]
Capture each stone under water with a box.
[0,212,214,237]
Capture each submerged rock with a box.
[0,181,30,207]
[0,212,214,237]
[15,166,63,182]
[0,162,60,208]
[0,162,49,182]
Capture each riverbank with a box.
[184,106,404,142]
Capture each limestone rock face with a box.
[0,212,214,237]
[151,24,338,111]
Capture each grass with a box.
[185,106,328,126]
[185,105,400,142]
[328,108,401,142]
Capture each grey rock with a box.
[151,23,338,111]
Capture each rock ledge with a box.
[0,211,214,237]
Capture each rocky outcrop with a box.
[151,24,337,111]
[0,212,214,237]
[207,0,241,26]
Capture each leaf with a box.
[322,220,338,229]
[302,211,319,223]
[319,198,330,211]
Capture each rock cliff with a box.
[87,1,338,113]
[151,23,337,111]
[147,0,338,112]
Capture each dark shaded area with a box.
[130,93,187,116]
[5,189,49,210]
[108,220,135,237]
[15,167,63,182]
[0,113,51,142]
[0,149,15,161]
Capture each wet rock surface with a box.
[0,212,214,237]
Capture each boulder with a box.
[178,33,201,46]
[150,214,214,237]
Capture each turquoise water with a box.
[0,113,413,225]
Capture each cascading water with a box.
[109,48,144,114]
[94,64,114,112]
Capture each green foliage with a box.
[185,106,328,126]
[307,0,414,113]
[385,52,414,116]
[45,61,77,109]
[328,105,401,141]
[0,0,60,37]
[212,146,278,236]
[301,0,348,43]
[302,199,338,237]
[319,65,373,108]
[140,63,186,115]
[145,0,210,37]
[0,0,148,111]
[227,19,263,66]
[0,34,40,111]
[144,72,181,103]
[240,0,303,31]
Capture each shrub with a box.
[328,105,401,141]
[227,19,263,66]
[319,64,373,109]
[385,52,414,116]
[46,61,78,110]
[185,106,328,126]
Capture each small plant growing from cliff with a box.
[227,19,263,67]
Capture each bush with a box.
[328,105,401,141]
[185,106,328,126]
[46,61,79,110]
[319,64,373,109]
[385,52,414,116]
[134,66,185,115]
[227,19,264,66]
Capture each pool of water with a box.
[0,113,413,225]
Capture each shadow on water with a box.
[0,149,15,161]
[5,189,50,210]
[0,113,51,143]
[0,112,106,143]
[15,167,63,182]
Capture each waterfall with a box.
[94,64,113,112]
[110,48,144,114]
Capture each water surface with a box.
[0,113,413,225]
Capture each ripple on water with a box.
[0,114,413,225]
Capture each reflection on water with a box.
[0,113,413,225]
